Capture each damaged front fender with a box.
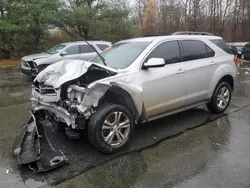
[110,81,144,120]
[75,80,145,122]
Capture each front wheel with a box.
[88,104,135,154]
[207,82,232,114]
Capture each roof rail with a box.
[172,31,214,36]
[141,34,159,37]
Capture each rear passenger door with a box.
[78,45,97,61]
[180,40,216,106]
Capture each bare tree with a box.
[133,0,250,41]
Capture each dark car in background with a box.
[242,43,250,61]
[228,42,247,59]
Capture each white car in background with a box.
[21,41,111,77]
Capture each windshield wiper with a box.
[82,38,107,66]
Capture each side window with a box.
[146,41,181,64]
[209,39,232,54]
[206,45,215,57]
[66,45,80,55]
[97,44,109,51]
[79,45,95,53]
[182,40,212,61]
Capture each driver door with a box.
[140,40,187,118]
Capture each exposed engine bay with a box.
[32,63,116,127]
[32,62,117,131]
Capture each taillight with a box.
[234,56,239,68]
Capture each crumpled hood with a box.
[22,52,51,61]
[35,59,117,88]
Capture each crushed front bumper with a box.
[31,97,75,125]
[12,110,68,172]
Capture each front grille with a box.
[34,83,56,95]
[27,61,36,68]
[22,60,36,68]
[22,60,30,68]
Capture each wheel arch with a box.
[217,75,234,90]
[98,85,144,122]
[209,64,236,98]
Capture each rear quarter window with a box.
[210,39,232,54]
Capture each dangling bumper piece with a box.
[12,111,68,172]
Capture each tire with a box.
[207,82,232,114]
[88,104,135,154]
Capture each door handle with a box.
[177,68,186,74]
[210,61,215,66]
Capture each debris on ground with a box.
[12,111,68,172]
[5,169,9,175]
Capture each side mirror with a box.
[60,51,67,56]
[143,58,165,69]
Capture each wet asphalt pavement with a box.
[1,65,250,188]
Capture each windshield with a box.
[47,44,66,54]
[90,42,150,69]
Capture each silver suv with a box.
[21,40,111,77]
[16,35,237,155]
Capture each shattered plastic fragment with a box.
[12,111,67,172]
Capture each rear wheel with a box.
[207,82,232,113]
[88,104,135,154]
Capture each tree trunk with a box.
[232,0,238,41]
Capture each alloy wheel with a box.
[102,111,131,148]
[217,86,230,110]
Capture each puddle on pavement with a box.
[0,68,31,107]
[0,85,31,107]
[0,166,45,188]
